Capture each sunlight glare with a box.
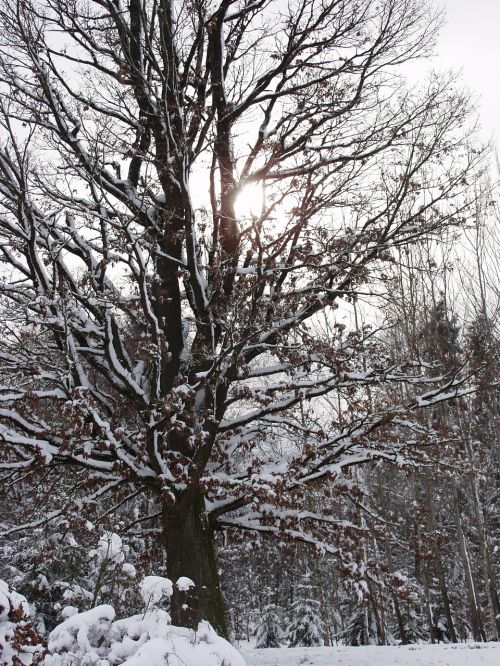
[234,182,264,218]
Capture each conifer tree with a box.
[338,607,380,646]
[286,595,324,648]
[255,604,283,649]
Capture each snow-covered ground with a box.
[240,642,500,666]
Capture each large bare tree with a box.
[0,0,484,632]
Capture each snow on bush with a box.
[175,577,195,593]
[139,576,174,607]
[44,575,245,666]
[0,579,44,665]
[94,533,125,564]
[46,604,115,663]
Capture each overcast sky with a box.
[437,0,499,144]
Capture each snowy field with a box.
[240,642,500,666]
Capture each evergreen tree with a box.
[338,607,380,646]
[286,597,324,648]
[255,604,283,649]
[397,608,429,644]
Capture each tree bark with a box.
[162,491,228,637]
[424,472,458,643]
[451,480,486,641]
[376,467,407,643]
[465,439,500,640]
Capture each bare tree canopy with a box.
[0,0,486,632]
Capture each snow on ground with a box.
[240,642,500,666]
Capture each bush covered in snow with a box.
[45,604,246,665]
[1,575,246,666]
[0,579,44,665]
[1,526,148,633]
[44,575,245,666]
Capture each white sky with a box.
[436,0,500,145]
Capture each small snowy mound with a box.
[46,604,116,664]
[139,575,174,606]
[45,575,245,666]
[95,532,125,564]
[46,608,245,666]
[176,576,195,592]
[110,617,246,666]
[0,579,44,665]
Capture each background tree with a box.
[0,0,486,634]
[255,603,283,649]
[285,586,324,648]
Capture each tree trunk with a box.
[314,562,331,646]
[451,480,486,641]
[423,570,435,644]
[376,467,407,643]
[424,473,458,643]
[465,440,500,640]
[412,474,433,642]
[162,491,228,637]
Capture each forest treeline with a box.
[221,221,500,646]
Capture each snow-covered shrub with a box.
[0,579,44,665]
[86,532,139,610]
[1,522,143,632]
[45,575,245,666]
[285,597,324,647]
[1,523,90,631]
[138,575,173,609]
[45,604,115,665]
[255,604,282,648]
